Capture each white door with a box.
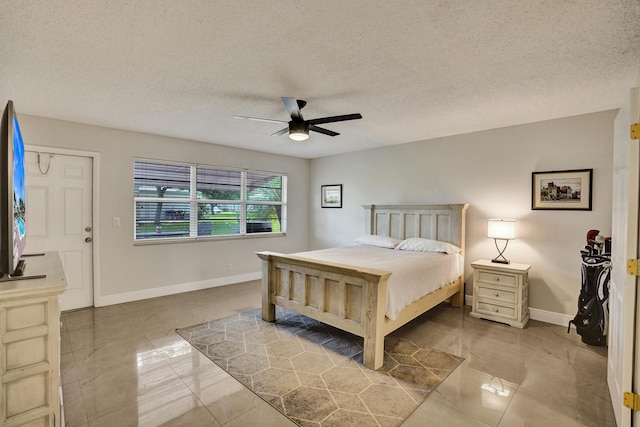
[609,87,640,426]
[24,151,94,311]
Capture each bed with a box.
[256,203,469,370]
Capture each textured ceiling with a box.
[1,1,639,159]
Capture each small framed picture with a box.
[321,184,342,208]
[532,169,593,210]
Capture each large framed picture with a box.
[321,184,342,208]
[532,168,593,210]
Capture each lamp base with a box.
[491,238,511,264]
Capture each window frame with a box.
[133,159,287,244]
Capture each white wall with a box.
[309,110,616,319]
[17,109,617,319]
[19,115,310,305]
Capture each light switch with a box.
[112,217,121,227]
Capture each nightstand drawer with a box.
[476,285,517,305]
[477,271,517,287]
[475,301,517,320]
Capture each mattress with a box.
[292,245,464,320]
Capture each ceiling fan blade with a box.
[306,113,362,125]
[281,97,304,121]
[310,125,339,137]
[271,128,289,137]
[233,115,287,124]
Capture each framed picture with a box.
[532,168,593,210]
[321,184,342,208]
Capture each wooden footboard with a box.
[256,202,468,370]
[257,251,392,369]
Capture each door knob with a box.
[85,237,92,243]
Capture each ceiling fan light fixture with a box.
[235,97,362,140]
[288,122,309,141]
[289,130,309,141]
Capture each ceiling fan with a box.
[234,97,362,141]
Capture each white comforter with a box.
[291,246,464,320]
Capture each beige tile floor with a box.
[61,280,615,426]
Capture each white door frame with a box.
[25,144,100,307]
[609,87,640,426]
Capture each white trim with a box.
[25,145,101,308]
[464,295,573,327]
[529,307,573,327]
[133,161,287,241]
[98,285,574,325]
[94,272,261,307]
[465,294,473,307]
[26,145,100,160]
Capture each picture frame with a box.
[321,184,342,208]
[531,168,593,210]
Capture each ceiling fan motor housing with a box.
[288,121,309,141]
[289,121,308,133]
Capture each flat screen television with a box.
[0,100,27,278]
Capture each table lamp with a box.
[487,219,516,264]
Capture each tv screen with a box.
[0,100,27,278]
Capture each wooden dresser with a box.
[0,252,67,426]
[470,259,531,328]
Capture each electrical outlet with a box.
[226,263,232,271]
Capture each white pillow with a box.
[395,237,461,254]
[355,234,403,249]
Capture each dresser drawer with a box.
[5,302,47,331]
[475,301,517,320]
[476,285,517,305]
[477,271,517,287]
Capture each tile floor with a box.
[61,280,616,426]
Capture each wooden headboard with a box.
[363,204,469,255]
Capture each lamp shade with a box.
[487,219,517,240]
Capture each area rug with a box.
[176,307,463,427]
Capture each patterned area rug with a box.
[176,307,463,427]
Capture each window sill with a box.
[133,232,286,246]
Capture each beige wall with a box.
[17,109,617,319]
[19,115,310,305]
[309,110,616,319]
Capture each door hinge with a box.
[624,391,640,410]
[627,259,640,276]
[632,122,640,140]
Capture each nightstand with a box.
[470,259,531,328]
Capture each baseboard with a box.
[529,307,573,327]
[464,295,573,327]
[97,284,576,328]
[94,272,261,307]
[465,294,473,307]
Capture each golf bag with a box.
[567,243,610,346]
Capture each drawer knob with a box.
[494,292,500,297]
[494,307,500,312]
[494,276,500,281]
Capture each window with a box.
[134,160,286,241]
